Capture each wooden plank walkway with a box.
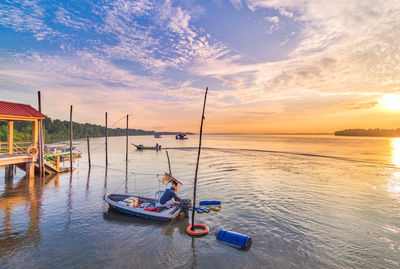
[0,154,35,166]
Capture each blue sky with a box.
[1,0,399,132]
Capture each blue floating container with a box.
[199,200,221,206]
[216,229,252,249]
[194,207,209,212]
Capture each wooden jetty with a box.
[0,100,70,179]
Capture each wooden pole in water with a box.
[166,150,172,175]
[40,124,45,177]
[70,105,73,171]
[87,136,91,167]
[126,114,129,162]
[105,112,108,166]
[37,91,43,177]
[191,87,208,231]
[38,91,41,112]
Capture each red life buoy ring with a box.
[186,224,209,236]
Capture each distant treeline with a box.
[0,117,186,143]
[335,128,400,137]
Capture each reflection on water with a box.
[391,138,400,167]
[1,134,400,268]
[103,208,189,236]
[0,173,59,256]
[387,138,400,199]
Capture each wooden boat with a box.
[132,144,161,150]
[103,193,182,221]
[175,133,187,140]
[44,143,82,161]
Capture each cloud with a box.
[265,16,279,24]
[0,1,60,40]
[96,0,228,73]
[54,7,92,30]
[230,0,243,9]
[345,101,378,110]
[1,51,165,93]
[246,0,400,55]
[243,111,275,116]
[265,16,280,33]
[0,48,215,129]
[189,0,400,112]
[0,0,230,129]
[279,38,290,46]
[1,0,400,132]
[277,8,294,18]
[157,0,195,36]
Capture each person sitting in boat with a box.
[159,184,181,208]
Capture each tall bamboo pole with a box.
[37,91,43,177]
[87,136,91,167]
[191,87,208,231]
[70,105,73,171]
[38,91,41,112]
[126,114,129,162]
[40,124,45,177]
[105,112,108,166]
[166,151,172,175]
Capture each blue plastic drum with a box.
[199,200,221,206]
[216,229,252,249]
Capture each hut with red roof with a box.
[0,100,46,178]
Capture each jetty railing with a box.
[0,142,33,155]
[43,155,61,172]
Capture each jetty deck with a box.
[0,154,34,165]
[0,154,36,178]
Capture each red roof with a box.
[0,100,46,118]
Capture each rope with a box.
[79,160,163,196]
[79,160,163,176]
[157,174,161,192]
[112,177,129,194]
[134,173,137,193]
[111,114,134,127]
[86,143,105,151]
[165,211,180,231]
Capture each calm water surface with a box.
[1,134,400,268]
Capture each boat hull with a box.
[132,144,161,150]
[104,193,180,221]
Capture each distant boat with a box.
[154,133,162,138]
[104,193,182,221]
[175,133,187,140]
[132,143,161,150]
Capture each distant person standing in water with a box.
[160,184,181,208]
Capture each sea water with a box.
[0,134,400,268]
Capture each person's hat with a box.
[170,185,176,190]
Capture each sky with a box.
[0,0,400,133]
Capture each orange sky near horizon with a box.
[32,94,399,134]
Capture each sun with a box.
[380,94,400,111]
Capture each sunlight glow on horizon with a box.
[379,94,400,112]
